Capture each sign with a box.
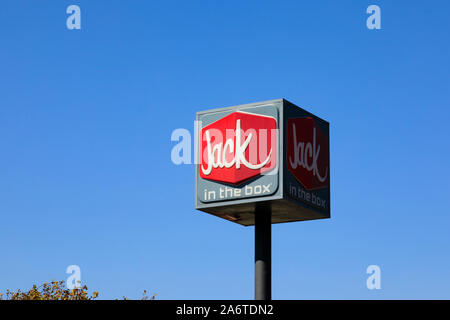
[199,111,277,185]
[287,117,329,190]
[195,99,330,226]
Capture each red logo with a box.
[199,111,277,185]
[287,117,329,190]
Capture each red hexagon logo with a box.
[287,117,329,190]
[199,111,277,185]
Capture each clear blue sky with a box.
[1,0,449,299]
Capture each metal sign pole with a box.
[255,202,271,300]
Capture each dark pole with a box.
[254,202,271,300]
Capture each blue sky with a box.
[0,0,449,299]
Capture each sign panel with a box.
[199,111,277,185]
[195,99,330,226]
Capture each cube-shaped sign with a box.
[195,99,330,226]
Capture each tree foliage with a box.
[0,280,156,300]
